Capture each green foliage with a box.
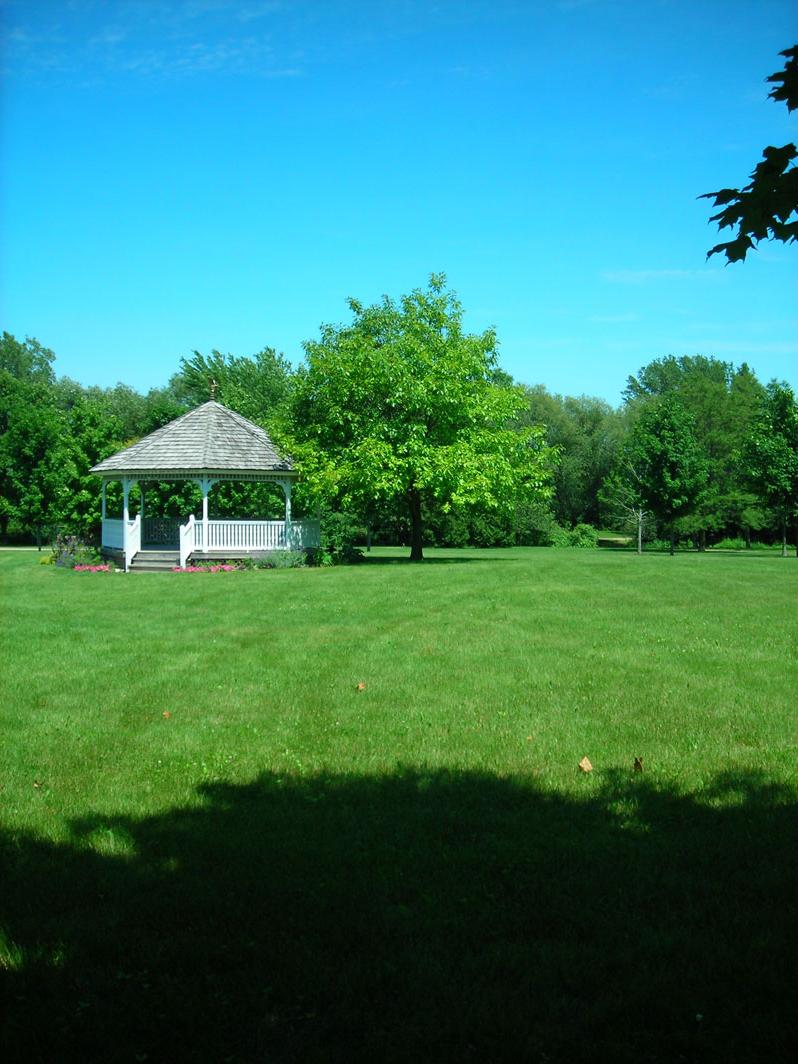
[0,371,75,538]
[289,275,556,560]
[742,381,798,553]
[254,550,307,569]
[565,522,599,548]
[624,394,708,549]
[701,45,798,262]
[171,347,293,426]
[517,386,622,526]
[0,331,55,383]
[620,356,763,542]
[319,508,365,565]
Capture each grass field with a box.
[1,547,796,1063]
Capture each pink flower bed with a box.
[172,564,238,573]
[74,564,111,572]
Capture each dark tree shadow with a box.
[1,769,796,1063]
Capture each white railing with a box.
[203,519,322,552]
[125,515,141,572]
[179,515,195,570]
[205,520,288,551]
[102,518,124,549]
[175,518,321,565]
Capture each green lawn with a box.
[1,547,796,1063]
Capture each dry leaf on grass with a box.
[634,756,644,773]
[578,756,593,773]
[162,711,172,719]
[356,682,366,692]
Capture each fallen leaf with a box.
[356,682,366,692]
[33,780,43,789]
[162,711,172,719]
[633,756,644,773]
[578,756,593,773]
[525,735,533,742]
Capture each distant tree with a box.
[289,275,557,561]
[0,334,69,543]
[0,331,55,384]
[517,386,622,526]
[60,396,124,537]
[0,374,74,544]
[701,45,798,262]
[742,382,798,556]
[624,395,708,554]
[171,347,294,426]
[623,355,764,544]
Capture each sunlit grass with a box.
[1,547,796,1061]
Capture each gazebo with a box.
[90,401,320,571]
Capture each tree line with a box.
[1,277,796,557]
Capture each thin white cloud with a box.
[3,0,297,81]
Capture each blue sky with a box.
[1,0,796,405]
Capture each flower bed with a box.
[74,564,111,573]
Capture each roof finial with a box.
[209,378,219,401]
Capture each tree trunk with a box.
[782,518,787,558]
[669,529,676,556]
[637,511,642,555]
[36,526,42,551]
[745,526,751,549]
[366,525,372,552]
[698,529,706,552]
[408,489,424,562]
[0,513,8,544]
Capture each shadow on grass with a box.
[2,769,795,1063]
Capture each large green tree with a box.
[623,355,764,544]
[623,394,708,554]
[742,382,798,556]
[0,334,72,543]
[289,275,557,561]
[701,45,798,262]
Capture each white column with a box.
[199,478,214,553]
[122,478,131,524]
[284,481,292,523]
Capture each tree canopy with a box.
[288,275,557,560]
[741,382,798,555]
[701,45,798,262]
[623,394,708,554]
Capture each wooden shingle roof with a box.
[91,401,294,476]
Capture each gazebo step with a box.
[129,550,180,572]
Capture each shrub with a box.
[319,510,364,565]
[51,534,100,569]
[568,523,599,548]
[712,536,747,551]
[254,550,307,570]
[549,523,599,548]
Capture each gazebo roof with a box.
[91,401,294,477]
